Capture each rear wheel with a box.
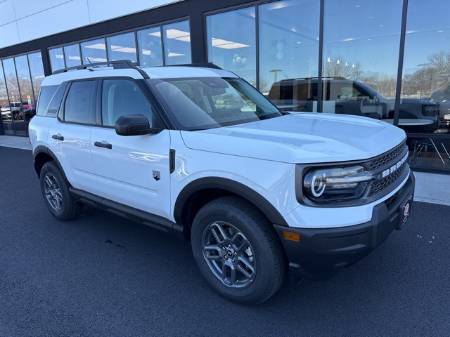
[40,162,78,221]
[191,196,285,304]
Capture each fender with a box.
[174,177,289,227]
[33,145,69,183]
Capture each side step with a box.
[70,188,184,235]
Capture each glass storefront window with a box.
[322,0,402,120]
[260,0,320,111]
[107,32,137,62]
[163,20,192,65]
[64,44,81,68]
[14,55,34,135]
[0,62,11,134]
[49,47,65,72]
[401,0,450,172]
[207,7,257,86]
[15,56,34,106]
[28,52,45,100]
[81,38,107,64]
[137,26,164,67]
[2,58,20,135]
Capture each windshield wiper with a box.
[258,112,283,120]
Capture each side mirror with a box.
[115,114,160,136]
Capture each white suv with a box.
[29,61,415,303]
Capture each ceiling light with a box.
[84,43,106,50]
[110,45,136,54]
[84,57,107,62]
[167,52,184,57]
[268,1,289,10]
[165,29,191,42]
[212,38,249,49]
[149,31,162,38]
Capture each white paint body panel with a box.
[90,128,172,218]
[181,113,406,164]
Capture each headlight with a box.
[302,165,374,203]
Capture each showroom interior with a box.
[0,0,449,175]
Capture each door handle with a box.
[51,134,64,141]
[94,141,112,149]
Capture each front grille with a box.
[364,141,409,197]
[369,162,408,196]
[364,141,407,171]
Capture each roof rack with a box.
[167,63,222,70]
[52,60,149,79]
[277,76,347,82]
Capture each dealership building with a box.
[0,0,449,202]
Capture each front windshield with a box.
[150,77,282,130]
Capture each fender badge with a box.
[152,170,160,181]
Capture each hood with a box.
[181,113,406,164]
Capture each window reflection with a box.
[261,0,320,111]
[322,0,402,120]
[0,61,12,134]
[14,55,34,135]
[107,32,137,62]
[81,38,107,64]
[137,26,164,67]
[28,52,45,98]
[64,44,81,68]
[402,0,450,171]
[49,47,65,72]
[207,7,256,86]
[2,58,20,135]
[163,20,192,65]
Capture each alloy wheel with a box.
[43,173,63,212]
[202,221,256,288]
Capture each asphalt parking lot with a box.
[0,146,449,337]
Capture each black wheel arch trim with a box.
[33,145,69,183]
[174,177,289,228]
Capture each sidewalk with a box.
[0,135,32,151]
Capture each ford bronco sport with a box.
[29,61,415,303]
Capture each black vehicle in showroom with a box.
[268,77,440,133]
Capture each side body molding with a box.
[174,177,289,228]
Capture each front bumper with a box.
[275,174,415,275]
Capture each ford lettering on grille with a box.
[381,153,408,179]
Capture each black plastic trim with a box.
[169,149,176,173]
[277,174,415,274]
[174,177,289,227]
[70,187,183,234]
[32,145,68,182]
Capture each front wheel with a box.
[191,196,286,304]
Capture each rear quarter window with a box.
[36,84,66,117]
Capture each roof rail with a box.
[109,60,149,79]
[167,63,222,70]
[52,60,149,79]
[277,76,347,82]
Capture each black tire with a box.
[191,196,286,304]
[39,161,78,221]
